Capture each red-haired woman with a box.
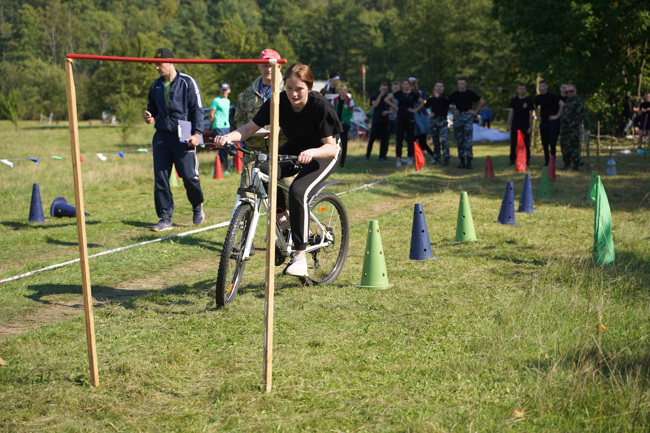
[213,63,343,277]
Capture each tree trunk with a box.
[636,39,648,98]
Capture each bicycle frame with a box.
[231,150,336,263]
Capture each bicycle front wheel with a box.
[302,192,349,285]
[216,203,254,307]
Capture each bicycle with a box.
[213,143,350,307]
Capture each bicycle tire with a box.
[216,203,254,307]
[301,192,349,286]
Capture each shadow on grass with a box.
[25,283,155,304]
[122,220,154,228]
[526,345,650,381]
[44,236,103,248]
[1,220,100,231]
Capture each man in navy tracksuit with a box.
[144,48,205,232]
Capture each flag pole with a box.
[362,64,366,104]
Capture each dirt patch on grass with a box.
[0,260,217,342]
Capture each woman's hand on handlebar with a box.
[297,149,315,165]
[212,135,232,148]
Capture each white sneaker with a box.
[283,254,309,277]
[406,157,414,166]
[396,158,402,167]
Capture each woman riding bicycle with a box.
[213,63,343,277]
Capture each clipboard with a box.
[178,120,204,146]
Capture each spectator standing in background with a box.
[449,77,485,169]
[534,79,563,166]
[425,81,451,166]
[320,72,340,99]
[559,84,584,170]
[366,82,391,162]
[506,83,534,168]
[210,82,232,174]
[387,81,400,146]
[332,83,354,168]
[384,78,425,167]
[480,106,493,128]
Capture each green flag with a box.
[592,176,615,266]
[587,170,597,202]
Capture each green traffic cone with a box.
[169,165,179,187]
[452,191,477,243]
[587,170,597,202]
[356,220,392,289]
[539,168,551,199]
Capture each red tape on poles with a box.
[66,54,287,64]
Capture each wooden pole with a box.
[65,59,99,387]
[263,62,281,393]
[597,121,601,169]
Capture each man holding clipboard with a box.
[144,47,205,232]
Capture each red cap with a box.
[259,49,281,60]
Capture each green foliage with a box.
[0,90,24,131]
[115,98,142,145]
[4,4,46,62]
[0,0,646,129]
[493,0,650,98]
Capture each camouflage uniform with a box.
[560,96,584,169]
[234,76,290,190]
[429,115,450,164]
[234,75,293,211]
[453,112,474,160]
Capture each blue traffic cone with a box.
[496,181,519,226]
[27,183,48,223]
[517,174,536,214]
[50,197,89,218]
[409,203,437,260]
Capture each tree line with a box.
[0,0,647,134]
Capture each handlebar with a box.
[208,140,299,165]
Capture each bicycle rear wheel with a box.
[216,203,254,307]
[302,192,349,285]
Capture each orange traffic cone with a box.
[485,155,494,179]
[234,143,243,173]
[213,155,224,180]
[547,155,556,180]
[515,131,526,172]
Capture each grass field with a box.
[1,120,649,432]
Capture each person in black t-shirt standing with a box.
[634,91,650,139]
[449,77,484,169]
[366,82,391,161]
[425,81,451,165]
[507,84,535,168]
[214,63,343,277]
[534,79,564,166]
[384,78,425,167]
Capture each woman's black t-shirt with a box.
[253,91,343,153]
[392,90,420,118]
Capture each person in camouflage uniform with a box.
[559,84,584,170]
[234,49,290,189]
[448,77,484,169]
[425,81,451,165]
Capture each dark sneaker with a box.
[152,217,172,232]
[193,204,205,225]
[283,254,309,277]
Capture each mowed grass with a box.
[1,120,650,432]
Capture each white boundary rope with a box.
[0,178,385,285]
